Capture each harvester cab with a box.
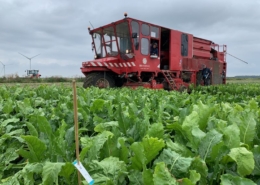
[26,70,41,78]
[81,13,227,91]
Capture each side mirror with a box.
[132,33,138,38]
[91,42,95,51]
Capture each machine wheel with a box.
[178,85,188,93]
[83,72,115,88]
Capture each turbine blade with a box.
[0,61,4,66]
[30,54,40,59]
[18,52,30,60]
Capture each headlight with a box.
[126,49,129,54]
[94,55,97,59]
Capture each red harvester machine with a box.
[81,13,226,91]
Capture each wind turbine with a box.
[18,53,40,70]
[0,61,13,78]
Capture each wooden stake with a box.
[72,80,81,185]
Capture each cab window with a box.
[141,38,149,55]
[141,24,149,36]
[151,26,159,38]
[131,21,139,50]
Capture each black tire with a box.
[162,80,170,90]
[83,72,115,88]
[178,85,188,93]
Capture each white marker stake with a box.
[73,160,94,185]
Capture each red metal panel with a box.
[187,34,193,58]
[169,30,181,71]
[193,37,212,59]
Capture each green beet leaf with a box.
[118,137,129,164]
[30,115,53,140]
[210,143,230,183]
[220,174,256,185]
[223,124,240,148]
[86,131,113,162]
[142,137,165,165]
[1,118,19,128]
[130,142,146,170]
[228,147,254,176]
[52,120,68,160]
[21,163,43,185]
[100,127,121,159]
[1,172,21,185]
[181,178,194,185]
[94,121,119,133]
[239,112,256,147]
[189,157,208,185]
[166,139,194,157]
[143,168,154,185]
[181,173,201,185]
[90,99,105,112]
[154,149,193,178]
[182,111,206,152]
[59,162,75,180]
[90,157,127,185]
[153,162,178,185]
[189,170,201,184]
[252,146,260,175]
[229,111,256,148]
[42,162,65,185]
[198,129,222,161]
[25,121,38,137]
[193,101,214,131]
[0,147,19,169]
[146,122,164,139]
[18,135,46,162]
[130,137,165,171]
[166,122,187,145]
[128,170,143,185]
[2,98,13,114]
[117,103,131,136]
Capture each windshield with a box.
[92,21,132,59]
[93,28,117,58]
[115,22,132,55]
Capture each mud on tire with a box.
[83,72,115,88]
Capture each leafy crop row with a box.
[0,84,260,184]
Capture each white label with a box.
[143,58,147,64]
[73,160,94,185]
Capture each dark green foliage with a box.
[0,84,260,184]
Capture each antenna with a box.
[226,52,248,64]
[18,52,40,69]
[0,61,13,77]
[89,21,95,29]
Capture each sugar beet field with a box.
[0,83,260,185]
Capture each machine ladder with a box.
[162,71,176,90]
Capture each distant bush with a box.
[0,75,85,83]
[44,76,69,83]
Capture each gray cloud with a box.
[0,0,259,77]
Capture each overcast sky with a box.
[0,0,259,77]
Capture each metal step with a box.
[163,71,176,89]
